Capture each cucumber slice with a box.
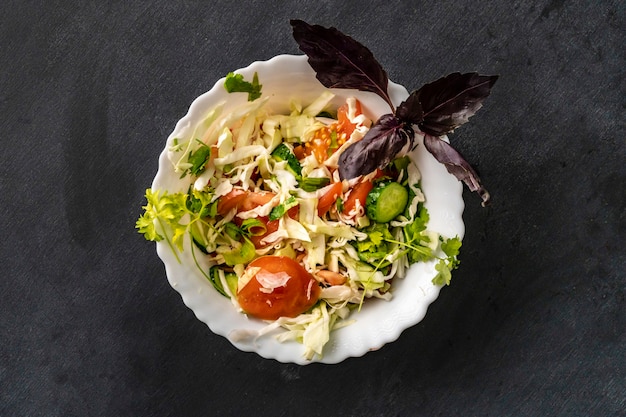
[271,143,302,177]
[366,182,409,223]
[190,223,209,254]
[225,272,238,296]
[208,268,238,299]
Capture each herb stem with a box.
[157,217,181,264]
[383,238,431,257]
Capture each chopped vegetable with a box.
[298,177,330,192]
[365,182,409,223]
[317,182,342,217]
[342,179,374,216]
[237,256,321,320]
[269,196,299,221]
[187,141,212,176]
[271,143,302,177]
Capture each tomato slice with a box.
[293,144,306,160]
[342,180,374,216]
[337,99,362,138]
[217,190,276,215]
[241,191,275,211]
[217,189,247,215]
[298,99,364,164]
[309,130,331,163]
[317,182,343,217]
[342,169,385,216]
[237,256,321,320]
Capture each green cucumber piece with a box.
[271,143,302,177]
[208,268,239,298]
[366,182,409,223]
[208,266,228,297]
[190,223,209,254]
[225,272,238,296]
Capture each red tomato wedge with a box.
[337,100,362,138]
[237,256,321,320]
[342,169,385,216]
[317,182,343,217]
[301,99,363,164]
[241,191,275,211]
[342,180,373,216]
[216,189,247,215]
[217,190,275,215]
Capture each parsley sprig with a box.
[136,188,215,263]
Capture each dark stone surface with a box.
[1,1,624,416]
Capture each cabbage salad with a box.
[137,73,461,360]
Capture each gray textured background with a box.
[2,1,624,416]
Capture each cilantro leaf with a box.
[136,189,190,261]
[442,236,462,258]
[187,141,212,176]
[402,205,432,263]
[432,259,453,286]
[224,71,262,101]
[354,224,394,266]
[368,230,384,246]
[186,187,217,217]
[269,196,299,221]
[431,236,462,286]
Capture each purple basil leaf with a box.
[414,72,498,137]
[338,114,415,180]
[396,92,424,125]
[423,134,491,206]
[290,19,394,110]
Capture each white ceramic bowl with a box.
[152,54,464,364]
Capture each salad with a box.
[138,85,460,359]
[137,20,496,360]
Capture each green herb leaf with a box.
[442,236,462,258]
[224,71,262,101]
[269,196,299,221]
[354,224,393,266]
[431,236,462,286]
[136,212,162,242]
[187,140,212,176]
[402,205,433,263]
[336,197,344,213]
[432,259,453,286]
[136,189,189,261]
[186,187,215,217]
